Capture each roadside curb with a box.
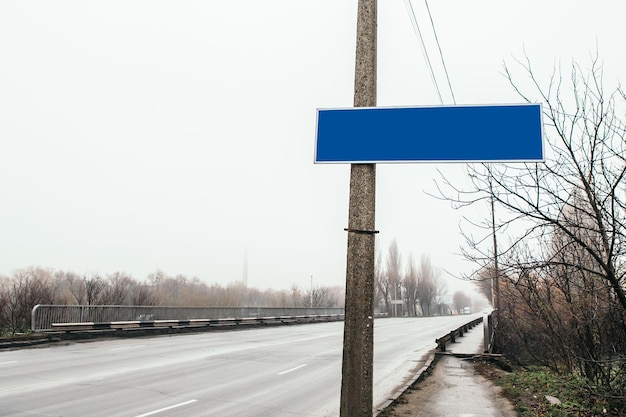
[375,349,438,416]
[0,335,62,350]
[376,320,485,416]
[0,319,342,351]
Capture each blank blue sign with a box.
[315,104,543,163]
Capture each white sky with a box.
[1,1,624,293]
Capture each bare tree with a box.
[3,267,55,334]
[65,271,86,305]
[83,273,107,305]
[372,248,383,312]
[0,275,10,335]
[444,55,626,310]
[303,285,339,307]
[105,272,133,304]
[473,264,495,306]
[129,281,156,306]
[386,240,403,316]
[416,255,442,316]
[290,283,301,307]
[403,254,419,316]
[375,249,391,315]
[439,54,626,393]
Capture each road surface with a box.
[0,315,480,416]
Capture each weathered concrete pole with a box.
[339,1,377,416]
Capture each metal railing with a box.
[434,316,483,352]
[31,305,345,332]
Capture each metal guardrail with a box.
[434,317,484,352]
[31,305,345,332]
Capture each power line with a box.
[424,0,456,104]
[403,0,456,105]
[403,0,443,104]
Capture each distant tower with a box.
[242,247,248,287]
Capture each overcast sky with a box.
[1,1,624,294]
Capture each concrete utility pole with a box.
[340,1,377,416]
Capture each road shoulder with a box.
[378,353,517,417]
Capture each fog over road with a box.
[0,316,480,416]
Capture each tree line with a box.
[374,240,486,317]
[442,55,626,399]
[0,267,343,336]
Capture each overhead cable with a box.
[403,0,443,104]
[424,0,456,104]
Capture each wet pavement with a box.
[380,323,517,417]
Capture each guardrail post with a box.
[436,338,446,352]
[449,330,455,344]
[483,310,492,353]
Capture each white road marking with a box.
[0,361,17,365]
[111,345,146,351]
[134,399,197,417]
[378,338,390,342]
[278,364,307,375]
[309,348,340,358]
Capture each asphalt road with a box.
[0,315,480,417]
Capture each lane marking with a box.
[0,361,17,365]
[134,399,197,417]
[278,364,307,375]
[111,345,146,351]
[309,348,341,358]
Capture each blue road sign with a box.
[315,103,543,163]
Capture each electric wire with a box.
[403,0,443,104]
[424,0,456,104]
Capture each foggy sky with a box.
[1,1,624,294]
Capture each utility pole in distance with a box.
[340,1,377,416]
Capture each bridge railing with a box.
[31,305,345,332]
